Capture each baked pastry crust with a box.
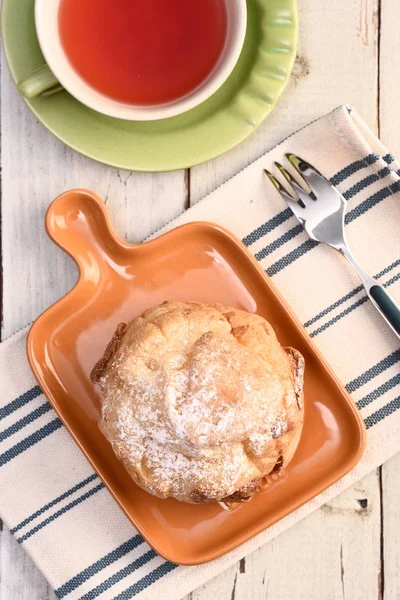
[91,301,304,503]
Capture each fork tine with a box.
[275,162,311,207]
[263,169,303,218]
[285,153,329,197]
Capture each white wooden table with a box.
[1,1,400,598]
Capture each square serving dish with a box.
[27,189,366,565]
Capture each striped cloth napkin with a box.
[1,105,400,600]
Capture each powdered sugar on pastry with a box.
[92,301,304,503]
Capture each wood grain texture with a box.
[377,3,400,599]
[378,0,400,156]
[1,0,400,598]
[191,472,381,600]
[0,528,57,600]
[190,0,379,204]
[382,454,400,600]
[0,49,186,599]
[0,64,186,340]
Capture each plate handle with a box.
[45,189,131,275]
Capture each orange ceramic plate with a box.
[27,189,366,565]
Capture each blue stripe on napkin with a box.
[309,272,400,338]
[0,385,42,421]
[343,166,391,200]
[304,259,400,328]
[112,562,177,600]
[365,395,400,428]
[242,208,293,246]
[79,550,157,600]
[0,418,62,467]
[0,402,52,442]
[55,536,145,598]
[330,153,379,185]
[357,373,400,410]
[10,473,99,534]
[347,349,400,393]
[17,483,104,543]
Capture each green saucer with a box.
[1,0,298,172]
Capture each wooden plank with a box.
[190,0,379,204]
[381,454,400,600]
[0,53,186,598]
[378,3,400,599]
[378,0,400,156]
[192,472,381,600]
[0,527,57,600]
[0,0,3,560]
[0,68,187,339]
[189,0,382,598]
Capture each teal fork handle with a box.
[338,245,400,340]
[369,285,400,337]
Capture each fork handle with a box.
[339,246,400,338]
[368,285,400,336]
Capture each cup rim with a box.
[34,0,247,121]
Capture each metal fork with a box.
[265,154,400,338]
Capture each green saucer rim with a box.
[1,0,298,172]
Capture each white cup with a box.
[18,0,247,121]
